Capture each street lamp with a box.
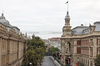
[68,57,70,66]
[77,58,79,66]
[77,58,79,62]
[30,62,32,66]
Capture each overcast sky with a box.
[0,0,100,39]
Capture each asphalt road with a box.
[41,56,57,66]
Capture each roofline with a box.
[72,26,89,30]
[94,21,100,24]
[0,23,20,30]
[11,26,20,30]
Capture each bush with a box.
[95,54,100,66]
[78,62,84,66]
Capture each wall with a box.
[0,24,27,66]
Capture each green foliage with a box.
[48,46,59,56]
[95,54,100,66]
[65,64,68,66]
[22,35,46,66]
[78,62,84,66]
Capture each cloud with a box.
[0,0,100,39]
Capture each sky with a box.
[0,0,100,39]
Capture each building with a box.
[48,37,61,50]
[60,6,100,66]
[42,39,51,52]
[43,37,61,52]
[0,13,27,66]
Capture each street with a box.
[41,56,57,66]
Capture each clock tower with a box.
[61,1,72,65]
[62,11,72,37]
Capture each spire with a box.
[65,1,70,18]
[62,0,71,37]
[0,13,5,19]
[65,11,70,19]
[2,13,4,16]
[67,11,69,17]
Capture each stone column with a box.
[89,59,91,66]
[72,56,75,66]
[7,39,10,65]
[89,47,91,66]
[0,38,2,66]
[93,39,97,57]
[89,47,90,58]
[74,41,77,54]
[61,40,65,65]
[64,55,66,65]
[67,42,69,53]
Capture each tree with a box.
[22,35,46,66]
[23,49,38,66]
[95,54,100,66]
[48,46,59,56]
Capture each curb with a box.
[50,56,61,66]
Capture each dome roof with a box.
[65,15,70,20]
[0,13,10,26]
[0,13,20,32]
[65,11,70,20]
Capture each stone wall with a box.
[61,32,100,66]
[0,24,27,66]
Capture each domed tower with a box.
[62,10,72,37]
[61,1,72,65]
[0,13,10,26]
[0,13,20,33]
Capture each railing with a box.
[52,56,64,66]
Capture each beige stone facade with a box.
[60,11,100,66]
[0,14,27,66]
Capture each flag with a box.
[65,1,68,4]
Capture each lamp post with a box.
[77,58,79,66]
[30,62,32,66]
[68,57,70,66]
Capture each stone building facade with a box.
[48,37,61,50]
[60,11,100,66]
[43,37,61,51]
[0,13,27,66]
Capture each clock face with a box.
[66,30,71,34]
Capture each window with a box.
[77,47,81,54]
[98,50,100,54]
[66,30,71,34]
[99,39,100,45]
[77,40,81,45]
